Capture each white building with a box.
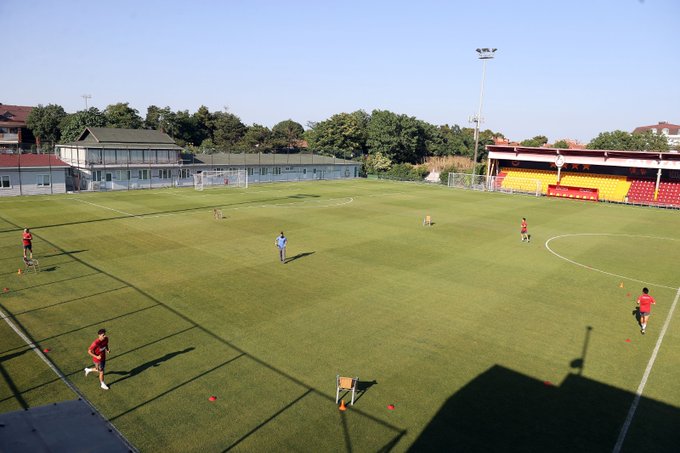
[0,153,69,196]
[634,122,680,149]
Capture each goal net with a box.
[447,172,541,196]
[193,170,248,191]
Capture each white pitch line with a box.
[613,287,680,453]
[545,234,677,290]
[70,198,138,217]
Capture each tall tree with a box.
[366,110,428,164]
[26,104,67,148]
[553,139,569,149]
[588,130,668,151]
[306,111,368,157]
[520,135,549,147]
[272,119,304,149]
[59,108,107,143]
[212,111,246,150]
[238,124,273,151]
[104,102,143,129]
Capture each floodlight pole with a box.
[81,94,92,110]
[471,48,496,178]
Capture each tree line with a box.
[26,103,669,172]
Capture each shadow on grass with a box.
[409,364,680,452]
[284,251,315,264]
[109,347,195,385]
[288,194,320,199]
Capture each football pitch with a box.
[1,179,679,452]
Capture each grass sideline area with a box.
[1,179,679,452]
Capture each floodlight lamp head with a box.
[476,48,497,59]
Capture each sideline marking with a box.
[545,233,677,290]
[543,233,679,451]
[70,198,137,217]
[0,306,138,451]
[613,286,680,453]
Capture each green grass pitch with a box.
[1,179,679,452]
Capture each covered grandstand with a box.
[486,145,680,208]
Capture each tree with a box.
[192,105,213,146]
[306,111,368,157]
[26,104,67,149]
[553,139,569,149]
[272,119,304,149]
[366,110,428,164]
[363,151,392,173]
[212,111,246,150]
[59,108,107,143]
[520,135,549,148]
[238,124,273,151]
[104,102,143,129]
[588,130,668,151]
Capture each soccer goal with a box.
[447,172,542,197]
[447,172,494,191]
[497,176,542,197]
[193,170,248,191]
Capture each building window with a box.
[160,169,171,179]
[37,174,50,187]
[180,168,191,179]
[116,170,130,180]
[273,167,282,175]
[93,170,102,181]
[303,168,307,175]
[1,175,10,188]
[138,169,149,180]
[247,168,254,176]
[260,167,268,175]
[662,128,669,135]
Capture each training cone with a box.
[17,269,22,275]
[339,400,347,411]
[3,288,8,292]
[208,396,217,402]
[619,282,624,288]
[387,404,395,410]
[43,348,50,353]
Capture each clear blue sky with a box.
[3,0,679,143]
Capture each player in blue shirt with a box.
[275,232,287,263]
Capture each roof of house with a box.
[0,153,70,169]
[61,127,182,150]
[0,104,33,127]
[633,122,680,135]
[181,152,357,166]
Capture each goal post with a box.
[193,170,248,191]
[447,172,541,196]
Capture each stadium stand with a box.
[501,168,631,202]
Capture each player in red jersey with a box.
[520,218,529,242]
[85,328,110,389]
[636,287,656,335]
[22,228,33,259]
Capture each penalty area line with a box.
[613,286,680,453]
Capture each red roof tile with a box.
[633,122,680,134]
[0,104,33,127]
[0,154,69,168]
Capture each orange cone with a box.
[17,268,22,275]
[339,400,347,411]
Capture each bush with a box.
[381,163,429,181]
